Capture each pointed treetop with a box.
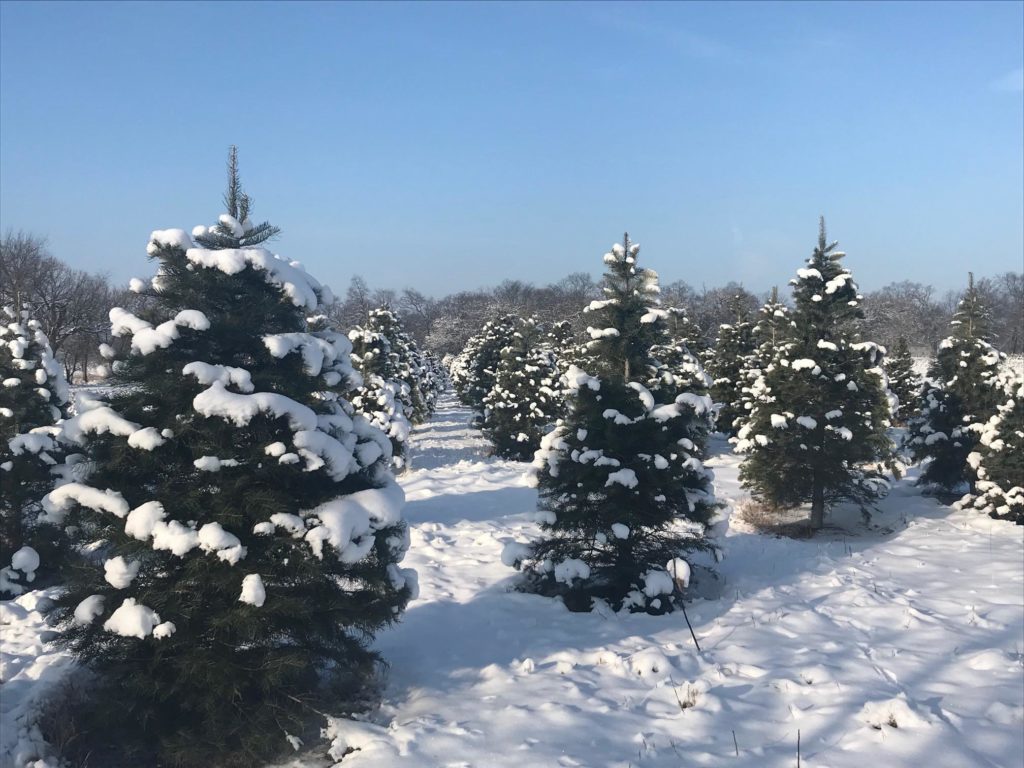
[192,146,281,250]
[818,216,827,251]
[770,285,779,304]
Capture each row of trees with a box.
[1,152,423,768]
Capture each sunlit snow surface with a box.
[2,393,1022,767]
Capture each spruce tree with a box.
[365,307,431,424]
[733,287,792,441]
[348,326,413,470]
[481,317,560,460]
[45,155,415,767]
[908,274,1005,492]
[664,306,709,360]
[455,315,520,417]
[737,219,896,529]
[706,296,756,436]
[955,371,1023,524]
[0,306,70,594]
[886,337,919,424]
[504,234,717,613]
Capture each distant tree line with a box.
[4,229,1021,379]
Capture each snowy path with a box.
[326,393,1024,768]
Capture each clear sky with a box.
[1,1,1021,298]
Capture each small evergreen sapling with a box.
[46,157,415,768]
[481,317,560,460]
[504,234,717,613]
[0,307,70,594]
[737,220,897,530]
[706,296,756,436]
[908,274,1005,493]
[455,315,520,418]
[733,287,792,441]
[348,326,413,470]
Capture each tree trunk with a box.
[810,473,825,530]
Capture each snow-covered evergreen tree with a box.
[886,337,919,423]
[737,220,896,529]
[734,287,792,440]
[0,306,70,594]
[46,158,415,767]
[504,234,717,613]
[454,315,520,417]
[664,306,709,360]
[706,296,756,436]
[348,326,412,470]
[481,317,560,460]
[365,307,432,424]
[954,370,1023,524]
[908,274,1005,492]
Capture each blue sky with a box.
[1,1,1021,298]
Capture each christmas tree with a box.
[365,307,432,425]
[481,316,560,460]
[0,306,70,594]
[886,337,919,424]
[908,274,1005,493]
[733,287,792,441]
[504,234,717,613]
[706,296,756,436]
[954,370,1023,524]
[454,315,520,418]
[737,219,896,529]
[45,152,416,767]
[348,325,413,470]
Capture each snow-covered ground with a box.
[2,393,1022,768]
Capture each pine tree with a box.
[365,307,431,424]
[737,219,896,530]
[908,274,1005,493]
[45,154,415,767]
[733,287,792,441]
[348,326,412,470]
[455,315,520,417]
[0,306,70,594]
[504,234,717,613]
[706,296,756,436]
[481,317,560,460]
[664,306,709,360]
[954,370,1023,524]
[886,337,919,424]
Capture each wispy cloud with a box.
[990,67,1024,93]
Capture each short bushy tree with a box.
[908,274,1005,492]
[734,287,792,440]
[454,315,520,417]
[1,306,70,593]
[46,157,415,768]
[954,370,1023,523]
[738,220,897,529]
[348,326,413,470]
[481,317,560,460]
[504,234,717,613]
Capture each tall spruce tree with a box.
[504,234,717,613]
[954,370,1023,524]
[45,155,415,767]
[707,296,756,436]
[737,220,896,529]
[481,316,560,460]
[886,337,919,424]
[908,274,1005,492]
[0,306,70,594]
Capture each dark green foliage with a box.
[908,274,1005,492]
[365,307,434,425]
[706,297,756,436]
[348,326,411,469]
[453,315,520,416]
[733,287,792,440]
[481,317,560,460]
[47,172,413,767]
[507,234,717,613]
[955,373,1024,523]
[738,220,897,529]
[886,337,919,423]
[192,146,281,249]
[0,307,69,593]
